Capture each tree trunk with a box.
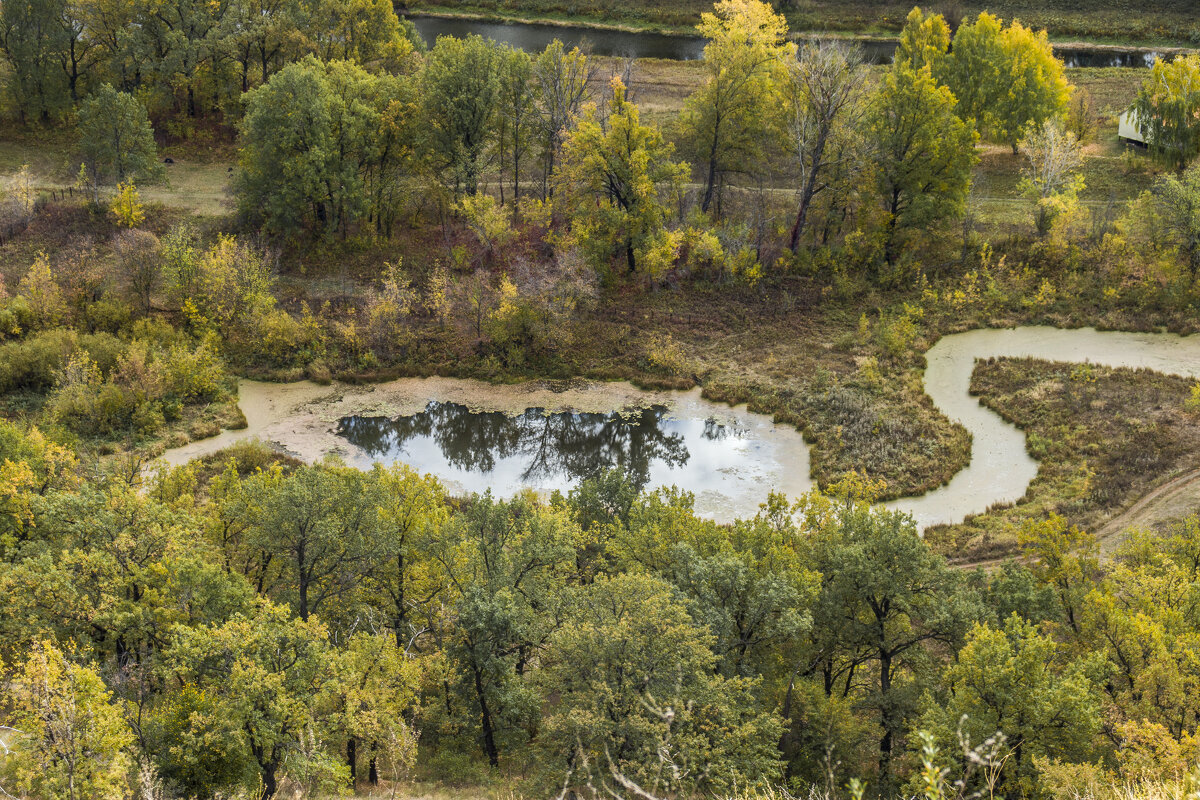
[474,666,500,767]
[877,649,894,799]
[347,737,357,787]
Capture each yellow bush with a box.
[109,182,145,228]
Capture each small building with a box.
[1118,109,1146,144]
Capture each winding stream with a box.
[159,327,1200,529]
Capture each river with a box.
[407,14,1172,67]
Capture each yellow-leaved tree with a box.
[555,77,688,279]
[942,12,1071,152]
[680,0,794,215]
[109,181,145,228]
[1,640,134,800]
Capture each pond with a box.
[159,379,814,522]
[407,14,1175,67]
[158,327,1200,531]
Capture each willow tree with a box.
[943,13,1071,152]
[680,0,793,215]
[1134,54,1200,171]
[894,6,950,73]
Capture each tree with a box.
[323,632,421,787]
[1149,162,1200,281]
[236,57,414,237]
[1019,118,1085,236]
[784,40,866,250]
[430,494,580,767]
[240,462,384,624]
[166,601,339,800]
[1134,54,1200,171]
[681,0,793,215]
[555,77,689,277]
[76,84,161,201]
[359,464,449,652]
[0,0,71,122]
[304,0,418,72]
[921,616,1102,795]
[109,181,145,227]
[943,13,1071,152]
[539,572,783,797]
[870,61,977,265]
[532,40,593,197]
[112,229,161,313]
[420,34,503,198]
[894,6,950,73]
[495,46,535,204]
[228,0,306,91]
[802,500,980,794]
[1,640,133,800]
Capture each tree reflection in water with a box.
[336,402,721,491]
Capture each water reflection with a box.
[337,402,753,492]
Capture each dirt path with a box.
[1094,466,1200,553]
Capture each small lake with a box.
[407,14,1172,67]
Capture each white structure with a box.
[1118,108,1146,144]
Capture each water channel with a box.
[159,327,1200,530]
[407,13,1177,67]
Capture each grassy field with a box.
[408,0,1200,47]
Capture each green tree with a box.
[1,640,133,800]
[870,61,977,265]
[1149,162,1200,280]
[532,40,593,197]
[921,616,1102,796]
[420,34,503,198]
[304,0,418,72]
[240,462,384,624]
[1134,54,1200,171]
[555,77,689,277]
[76,84,162,200]
[359,464,449,651]
[431,494,580,767]
[166,600,340,800]
[236,57,413,237]
[539,572,783,797]
[228,0,306,91]
[943,13,1071,152]
[495,45,535,204]
[802,500,980,793]
[0,0,71,121]
[681,0,793,215]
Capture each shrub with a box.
[161,338,227,403]
[0,329,79,392]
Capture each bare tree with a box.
[1019,118,1085,236]
[786,41,867,251]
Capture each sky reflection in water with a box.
[336,401,756,497]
